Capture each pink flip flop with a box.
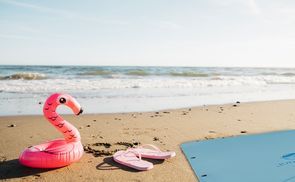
[129,144,176,160]
[113,150,153,171]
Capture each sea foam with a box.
[1,75,295,94]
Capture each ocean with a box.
[1,65,295,116]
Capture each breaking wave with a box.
[169,71,209,77]
[78,70,113,76]
[0,72,47,80]
[126,70,150,76]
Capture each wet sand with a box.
[1,100,295,181]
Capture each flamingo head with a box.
[45,93,83,115]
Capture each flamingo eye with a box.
[59,97,66,104]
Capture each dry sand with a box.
[1,100,295,181]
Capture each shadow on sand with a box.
[0,159,54,180]
[96,156,164,172]
[1,157,165,179]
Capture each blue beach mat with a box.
[181,130,295,182]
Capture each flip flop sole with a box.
[113,151,153,171]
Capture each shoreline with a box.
[1,99,295,181]
[1,98,295,117]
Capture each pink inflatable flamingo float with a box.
[19,93,84,168]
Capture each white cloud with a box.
[0,33,38,40]
[0,0,129,25]
[0,0,75,18]
[0,32,79,43]
[248,0,261,15]
[159,21,182,29]
[209,0,262,15]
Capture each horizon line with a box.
[1,64,295,69]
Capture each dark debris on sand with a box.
[93,142,112,148]
[233,101,241,107]
[115,141,141,148]
[153,137,159,141]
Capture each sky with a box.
[0,0,295,67]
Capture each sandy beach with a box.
[1,100,295,181]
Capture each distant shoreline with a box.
[1,98,295,117]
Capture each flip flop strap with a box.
[125,149,142,160]
[140,144,161,151]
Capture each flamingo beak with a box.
[76,108,83,115]
[66,96,83,116]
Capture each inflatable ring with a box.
[19,93,84,168]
